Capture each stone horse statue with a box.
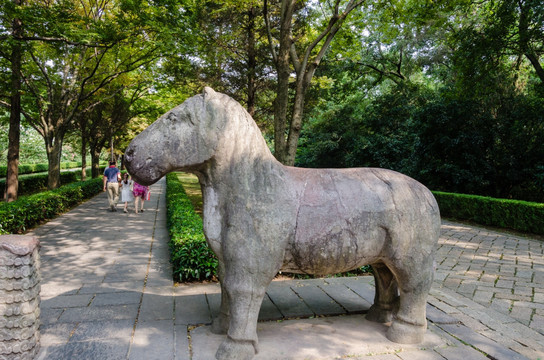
[125,88,441,360]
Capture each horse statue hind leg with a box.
[366,228,437,344]
[366,262,399,324]
[387,255,435,343]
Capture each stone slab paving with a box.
[190,315,450,360]
[28,178,544,359]
[34,177,171,360]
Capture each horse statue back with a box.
[125,87,441,360]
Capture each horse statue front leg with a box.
[214,232,283,360]
[211,260,230,334]
[215,275,266,360]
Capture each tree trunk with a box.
[5,0,23,202]
[246,6,257,117]
[273,0,296,164]
[81,135,87,181]
[91,146,101,178]
[110,136,115,162]
[518,0,544,84]
[284,83,307,165]
[268,0,363,166]
[45,135,63,189]
[284,67,317,165]
[525,52,544,84]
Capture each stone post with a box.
[0,235,40,360]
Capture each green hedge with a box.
[166,172,218,282]
[433,191,544,235]
[0,177,103,234]
[0,167,105,197]
[0,162,85,177]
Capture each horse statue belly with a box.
[281,167,436,276]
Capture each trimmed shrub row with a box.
[432,191,544,235]
[0,162,84,177]
[0,168,105,197]
[0,177,103,234]
[166,173,218,282]
[0,172,77,196]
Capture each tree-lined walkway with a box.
[31,178,544,359]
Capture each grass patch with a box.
[176,173,203,215]
[166,173,217,282]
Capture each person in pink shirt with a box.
[132,181,149,214]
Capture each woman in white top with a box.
[120,173,134,213]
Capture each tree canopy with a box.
[1,0,543,201]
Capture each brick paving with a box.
[430,221,544,359]
[27,178,544,359]
[437,221,544,333]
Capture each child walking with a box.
[120,173,134,213]
[132,181,150,214]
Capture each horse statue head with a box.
[124,87,271,186]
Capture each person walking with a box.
[103,161,121,212]
[120,173,134,213]
[132,181,149,214]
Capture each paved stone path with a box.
[431,221,544,359]
[29,177,544,359]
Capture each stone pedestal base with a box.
[0,236,40,360]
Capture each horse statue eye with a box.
[125,148,134,161]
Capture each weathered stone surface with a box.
[0,285,40,305]
[190,314,448,360]
[125,88,441,360]
[0,235,41,360]
[0,333,39,355]
[0,273,40,291]
[0,237,39,257]
[0,264,38,280]
[0,322,40,341]
[0,253,33,267]
[0,308,40,329]
[0,298,40,317]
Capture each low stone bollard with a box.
[0,236,40,360]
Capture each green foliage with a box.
[412,96,494,194]
[166,172,217,282]
[1,0,195,190]
[0,161,83,177]
[433,191,544,235]
[0,178,103,234]
[0,125,49,165]
[0,164,47,177]
[449,0,544,93]
[0,166,104,197]
[0,171,74,196]
[298,83,544,203]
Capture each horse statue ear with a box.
[203,87,217,99]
